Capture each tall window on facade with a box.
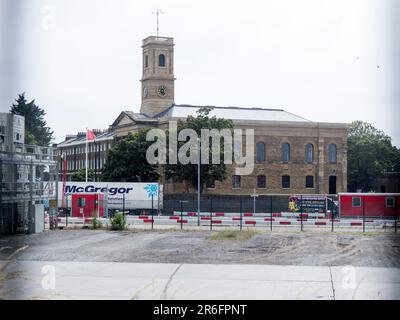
[257,175,266,188]
[158,54,165,67]
[282,143,290,162]
[232,175,241,188]
[305,175,314,188]
[145,55,148,68]
[256,142,266,162]
[305,143,314,163]
[282,175,290,188]
[328,143,337,163]
[234,141,241,160]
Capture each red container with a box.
[71,193,104,218]
[339,193,399,218]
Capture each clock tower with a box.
[140,36,175,116]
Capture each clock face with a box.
[157,85,166,97]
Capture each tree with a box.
[101,129,160,182]
[71,168,95,182]
[10,93,54,146]
[347,120,400,192]
[164,107,234,192]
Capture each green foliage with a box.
[10,93,54,146]
[110,213,127,231]
[348,120,400,192]
[71,168,95,182]
[101,129,160,182]
[164,107,234,191]
[91,216,103,229]
[208,230,261,241]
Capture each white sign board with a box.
[58,182,161,209]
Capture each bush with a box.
[91,216,103,230]
[110,212,127,231]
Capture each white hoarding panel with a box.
[58,182,161,209]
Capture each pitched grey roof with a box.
[57,129,114,147]
[154,104,311,122]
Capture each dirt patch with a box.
[0,230,399,267]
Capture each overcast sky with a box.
[1,0,399,146]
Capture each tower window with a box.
[145,55,148,68]
[158,54,165,67]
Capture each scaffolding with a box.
[0,143,58,235]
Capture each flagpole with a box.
[85,129,88,182]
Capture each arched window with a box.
[305,143,314,163]
[145,55,148,68]
[328,143,337,163]
[158,54,165,67]
[282,143,290,162]
[257,175,266,188]
[256,142,266,162]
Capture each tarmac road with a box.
[1,260,399,300]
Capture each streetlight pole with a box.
[251,188,258,215]
[197,137,201,226]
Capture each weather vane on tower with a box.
[152,9,164,37]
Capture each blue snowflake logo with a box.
[144,184,158,198]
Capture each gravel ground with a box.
[1,229,400,267]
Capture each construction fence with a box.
[55,193,399,233]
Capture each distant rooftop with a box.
[57,128,114,147]
[154,104,311,122]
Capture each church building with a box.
[110,35,348,195]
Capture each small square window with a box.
[77,198,86,207]
[305,176,314,188]
[257,175,266,188]
[386,197,395,208]
[232,175,241,189]
[282,175,290,189]
[206,180,216,189]
[352,197,361,207]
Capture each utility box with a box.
[29,204,45,234]
[34,204,45,233]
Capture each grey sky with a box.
[1,0,399,146]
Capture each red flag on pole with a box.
[87,129,96,141]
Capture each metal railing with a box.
[54,194,398,233]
